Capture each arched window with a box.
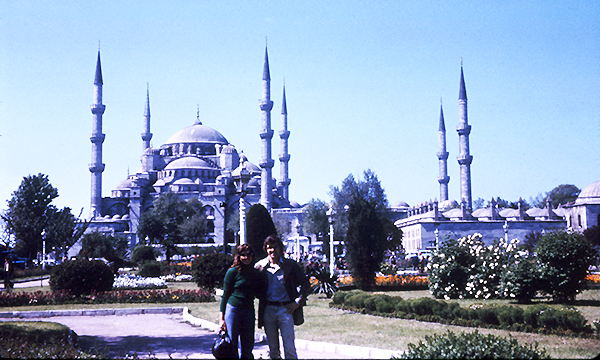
[578,214,582,227]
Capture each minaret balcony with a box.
[278,179,291,187]
[88,163,106,173]
[437,151,449,160]
[141,133,153,142]
[438,175,450,184]
[279,154,290,162]
[456,125,471,136]
[457,155,473,165]
[279,130,290,139]
[260,130,274,139]
[259,100,273,111]
[91,104,106,114]
[90,133,106,143]
[259,159,274,168]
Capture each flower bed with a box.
[586,273,600,289]
[337,274,428,290]
[0,288,214,307]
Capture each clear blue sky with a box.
[1,0,599,217]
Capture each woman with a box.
[219,244,264,359]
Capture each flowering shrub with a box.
[0,288,214,307]
[161,273,193,282]
[428,234,524,300]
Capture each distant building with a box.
[395,64,599,255]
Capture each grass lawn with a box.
[5,283,600,359]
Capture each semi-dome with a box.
[576,180,600,205]
[164,121,228,145]
[164,156,215,170]
[114,178,135,190]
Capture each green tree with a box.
[302,198,330,257]
[537,230,596,303]
[328,169,389,240]
[345,194,386,290]
[546,184,580,208]
[1,174,59,261]
[45,207,90,261]
[79,231,128,263]
[246,203,277,259]
[137,193,208,263]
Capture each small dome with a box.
[576,180,600,205]
[391,201,410,209]
[439,199,458,211]
[154,179,167,187]
[165,156,214,170]
[164,122,228,145]
[289,201,301,208]
[112,214,122,220]
[114,178,135,190]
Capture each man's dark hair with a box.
[263,234,284,253]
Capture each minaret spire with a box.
[457,61,473,210]
[278,82,291,202]
[437,100,449,202]
[259,45,274,211]
[141,83,152,151]
[89,49,106,219]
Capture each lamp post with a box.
[232,162,251,245]
[503,220,509,243]
[327,204,336,275]
[434,228,439,252]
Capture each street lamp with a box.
[434,228,439,253]
[326,203,336,275]
[232,161,251,245]
[503,220,509,243]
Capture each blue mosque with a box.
[85,47,303,247]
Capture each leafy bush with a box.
[191,252,233,289]
[331,290,350,305]
[138,261,161,278]
[536,230,597,303]
[397,330,549,359]
[499,255,541,303]
[331,293,592,337]
[49,259,114,296]
[427,237,477,299]
[131,245,157,264]
[345,290,371,309]
[0,321,95,358]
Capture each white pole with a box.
[42,240,46,270]
[329,221,335,274]
[239,198,246,245]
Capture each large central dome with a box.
[164,120,228,145]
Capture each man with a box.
[255,234,310,359]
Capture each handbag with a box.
[212,328,238,359]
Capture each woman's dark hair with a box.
[263,234,284,254]
[233,244,254,271]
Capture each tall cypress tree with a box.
[345,194,386,290]
[246,203,277,259]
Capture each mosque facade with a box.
[86,47,303,247]
[394,65,600,255]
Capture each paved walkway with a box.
[0,307,400,359]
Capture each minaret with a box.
[259,46,274,211]
[278,83,291,202]
[437,101,449,202]
[141,84,152,151]
[456,62,473,210]
[89,50,106,219]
